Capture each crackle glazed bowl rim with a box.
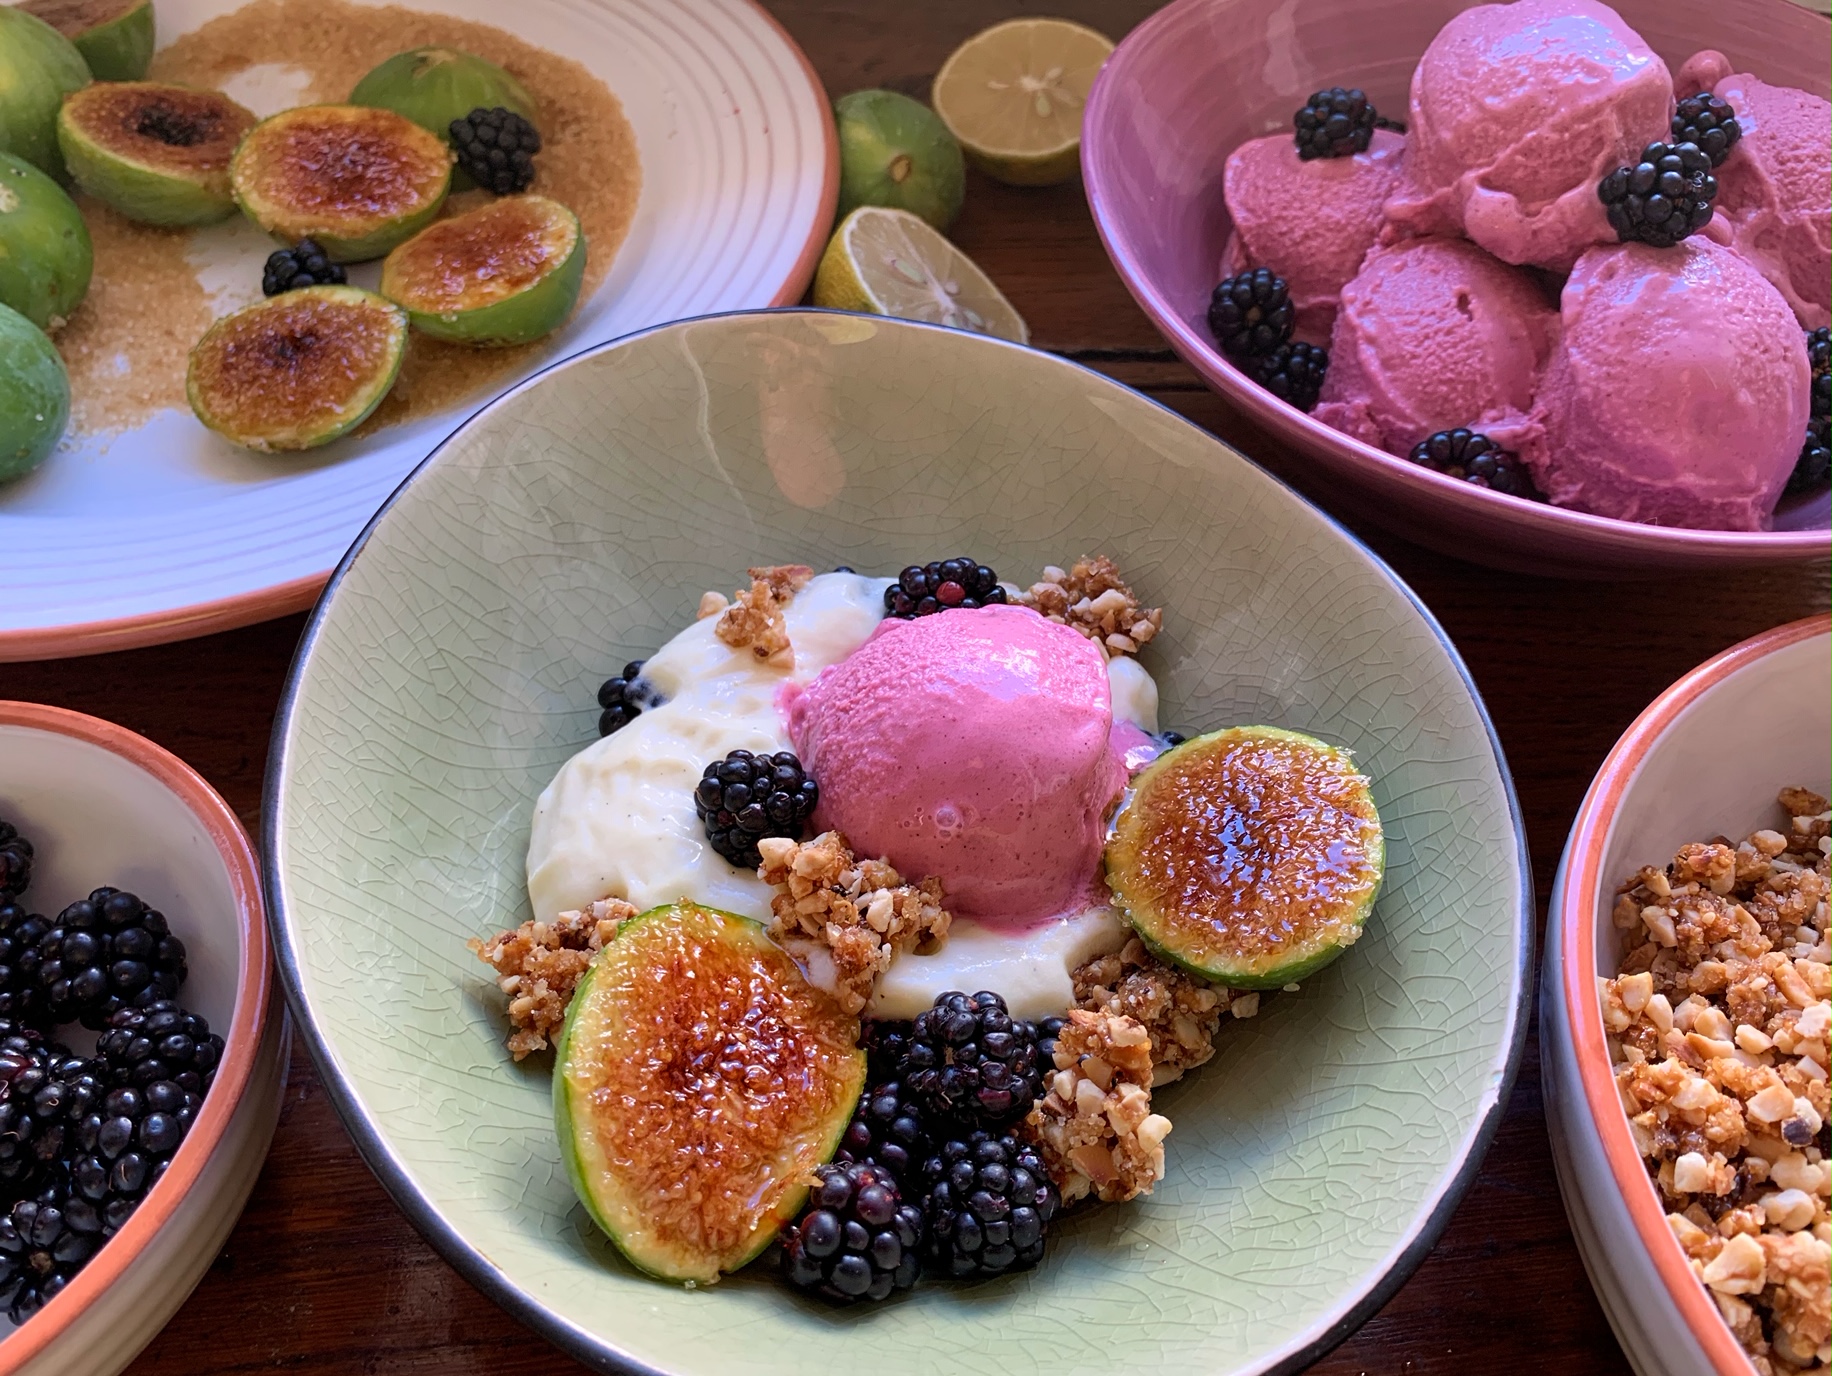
[1079,0,1832,572]
[262,307,1534,1376]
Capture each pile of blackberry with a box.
[0,814,222,1324]
[781,990,1063,1306]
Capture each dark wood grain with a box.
[0,1,1824,1370]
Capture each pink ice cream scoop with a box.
[1313,236,1559,457]
[1680,55,1830,332]
[783,604,1125,926]
[1381,0,1674,271]
[1517,238,1809,530]
[1219,128,1406,343]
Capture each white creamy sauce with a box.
[526,572,1163,1020]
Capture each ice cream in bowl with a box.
[264,309,1530,1375]
[1082,0,1831,575]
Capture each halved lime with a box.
[811,206,1028,344]
[931,18,1114,187]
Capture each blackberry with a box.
[1158,731,1187,748]
[1671,93,1741,168]
[1408,428,1541,499]
[1789,417,1830,496]
[862,1020,914,1084]
[834,1082,929,1188]
[1027,1015,1065,1070]
[0,901,48,1025]
[1255,341,1328,412]
[0,1173,103,1323]
[260,238,346,296]
[1207,269,1294,360]
[780,1161,922,1302]
[0,1029,58,1188]
[34,888,187,1029]
[450,107,541,195]
[1293,87,1377,160]
[1809,327,1831,388]
[69,1078,201,1235]
[898,991,1042,1129]
[0,1055,105,1192]
[95,1001,222,1096]
[1598,142,1717,248]
[883,559,1007,619]
[0,819,31,899]
[596,659,654,737]
[693,750,818,870]
[920,1130,1058,1279]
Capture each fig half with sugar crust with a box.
[554,901,865,1284]
[380,194,585,346]
[230,105,453,263]
[186,286,407,452]
[1105,725,1384,989]
[59,82,255,226]
[18,0,156,82]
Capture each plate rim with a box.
[260,307,1537,1376]
[0,0,839,666]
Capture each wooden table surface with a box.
[1,1,1826,1371]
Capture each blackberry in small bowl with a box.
[1789,417,1830,496]
[0,1173,104,1323]
[780,1161,922,1302]
[69,1078,202,1234]
[921,1129,1058,1279]
[0,1055,106,1192]
[1207,269,1294,360]
[1255,341,1328,413]
[883,560,1006,619]
[833,1082,930,1189]
[261,239,346,296]
[34,888,188,1029]
[898,990,1043,1129]
[95,1000,223,1096]
[1293,87,1377,160]
[693,749,818,870]
[1671,93,1741,168]
[1597,142,1717,248]
[1408,429,1541,499]
[596,659,652,737]
[0,818,32,899]
[451,107,542,195]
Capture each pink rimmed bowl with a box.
[0,703,287,1376]
[1081,0,1831,577]
[1541,615,1830,1376]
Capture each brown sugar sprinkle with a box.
[469,896,635,1059]
[1600,788,1830,1375]
[706,565,814,669]
[56,0,640,438]
[1018,556,1163,659]
[1022,1008,1172,1205]
[758,830,950,1015]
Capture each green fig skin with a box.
[0,7,91,182]
[0,301,70,484]
[0,150,92,329]
[19,0,158,81]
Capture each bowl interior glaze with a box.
[266,310,1530,1376]
[1083,0,1832,574]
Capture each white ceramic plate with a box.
[0,0,836,661]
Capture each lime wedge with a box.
[811,206,1029,344]
[931,18,1115,187]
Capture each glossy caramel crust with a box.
[63,82,255,176]
[235,106,451,235]
[382,195,576,313]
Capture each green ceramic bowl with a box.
[265,310,1531,1376]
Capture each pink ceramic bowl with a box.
[1082,0,1832,577]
